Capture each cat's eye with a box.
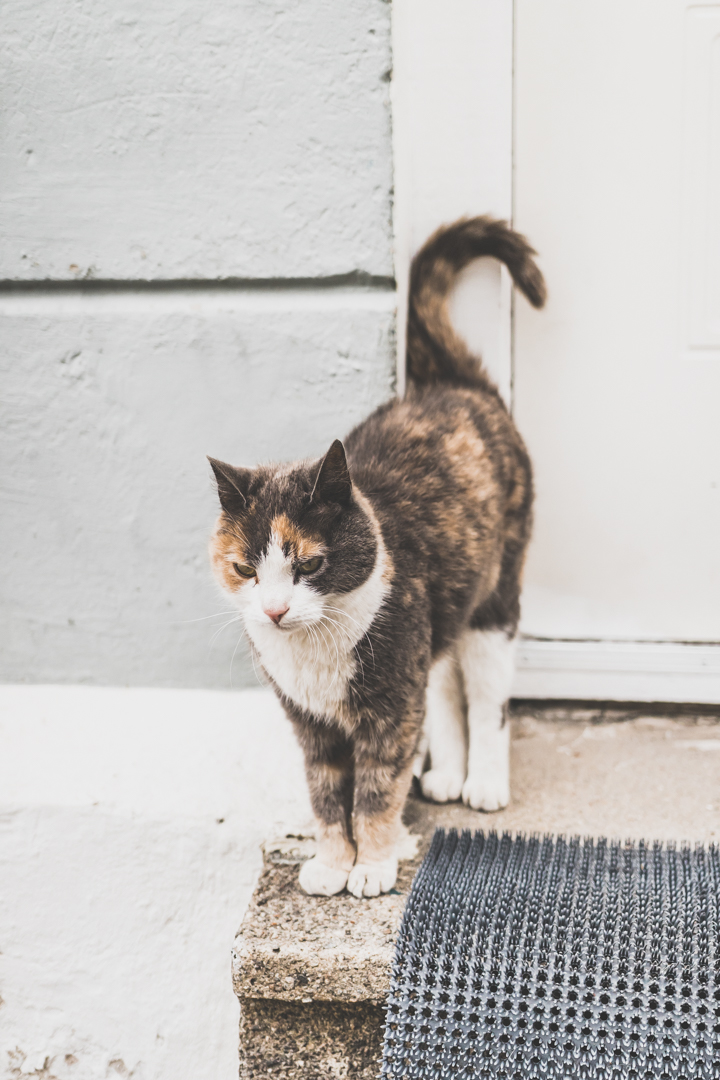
[233,563,256,579]
[297,556,323,575]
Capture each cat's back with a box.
[345,380,527,510]
[342,381,530,620]
[342,381,530,649]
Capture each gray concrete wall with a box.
[1,0,396,688]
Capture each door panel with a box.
[514,0,720,644]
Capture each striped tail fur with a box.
[407,216,546,388]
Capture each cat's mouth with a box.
[250,612,302,633]
[267,615,325,636]
[244,608,326,635]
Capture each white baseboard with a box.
[513,638,720,704]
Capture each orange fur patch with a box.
[270,513,325,561]
[314,820,356,871]
[354,761,415,863]
[208,520,252,592]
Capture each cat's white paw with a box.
[462,772,510,812]
[396,826,421,861]
[420,767,464,803]
[412,733,429,780]
[298,857,350,896]
[347,857,398,898]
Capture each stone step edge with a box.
[232,834,415,1007]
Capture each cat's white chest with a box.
[252,625,356,719]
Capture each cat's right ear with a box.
[208,457,252,516]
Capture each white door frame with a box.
[391,0,514,401]
[390,0,720,703]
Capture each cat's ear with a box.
[311,439,352,507]
[208,457,252,516]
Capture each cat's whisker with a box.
[306,622,323,667]
[230,625,260,688]
[208,614,243,648]
[248,638,264,686]
[314,619,339,685]
[321,605,365,631]
[229,634,243,689]
[304,623,316,665]
[311,624,326,668]
[317,615,357,664]
[316,617,342,691]
[319,620,367,687]
[318,613,368,689]
[182,610,239,624]
[322,606,376,670]
[317,613,354,641]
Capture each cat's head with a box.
[208,440,381,637]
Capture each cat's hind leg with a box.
[419,650,467,804]
[456,627,515,811]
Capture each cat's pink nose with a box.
[264,604,289,625]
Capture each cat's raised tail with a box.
[407,216,546,388]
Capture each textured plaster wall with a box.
[0,1,394,1076]
[1,0,393,280]
[0,0,396,688]
[0,293,395,687]
[0,685,311,1080]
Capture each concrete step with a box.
[234,708,720,1078]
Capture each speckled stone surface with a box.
[234,710,720,1077]
[232,823,427,1077]
[232,837,419,1007]
[239,999,385,1080]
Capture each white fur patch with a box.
[298,857,350,897]
[347,856,398,898]
[456,628,514,811]
[396,825,421,861]
[420,650,467,803]
[461,723,510,811]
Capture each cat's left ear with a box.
[311,439,352,507]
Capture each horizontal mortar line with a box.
[0,274,398,316]
[0,272,396,294]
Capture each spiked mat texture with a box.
[381,830,720,1080]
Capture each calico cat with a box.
[208,217,546,898]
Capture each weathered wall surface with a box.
[0,3,394,1076]
[0,0,396,688]
[1,292,394,687]
[1,0,393,281]
[0,684,311,1080]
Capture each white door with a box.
[393,0,720,702]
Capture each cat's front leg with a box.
[292,722,356,896]
[347,733,417,899]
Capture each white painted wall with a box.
[2,0,393,281]
[0,290,395,688]
[0,685,310,1080]
[0,0,395,689]
[0,2,393,1075]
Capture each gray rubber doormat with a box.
[381,830,720,1079]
